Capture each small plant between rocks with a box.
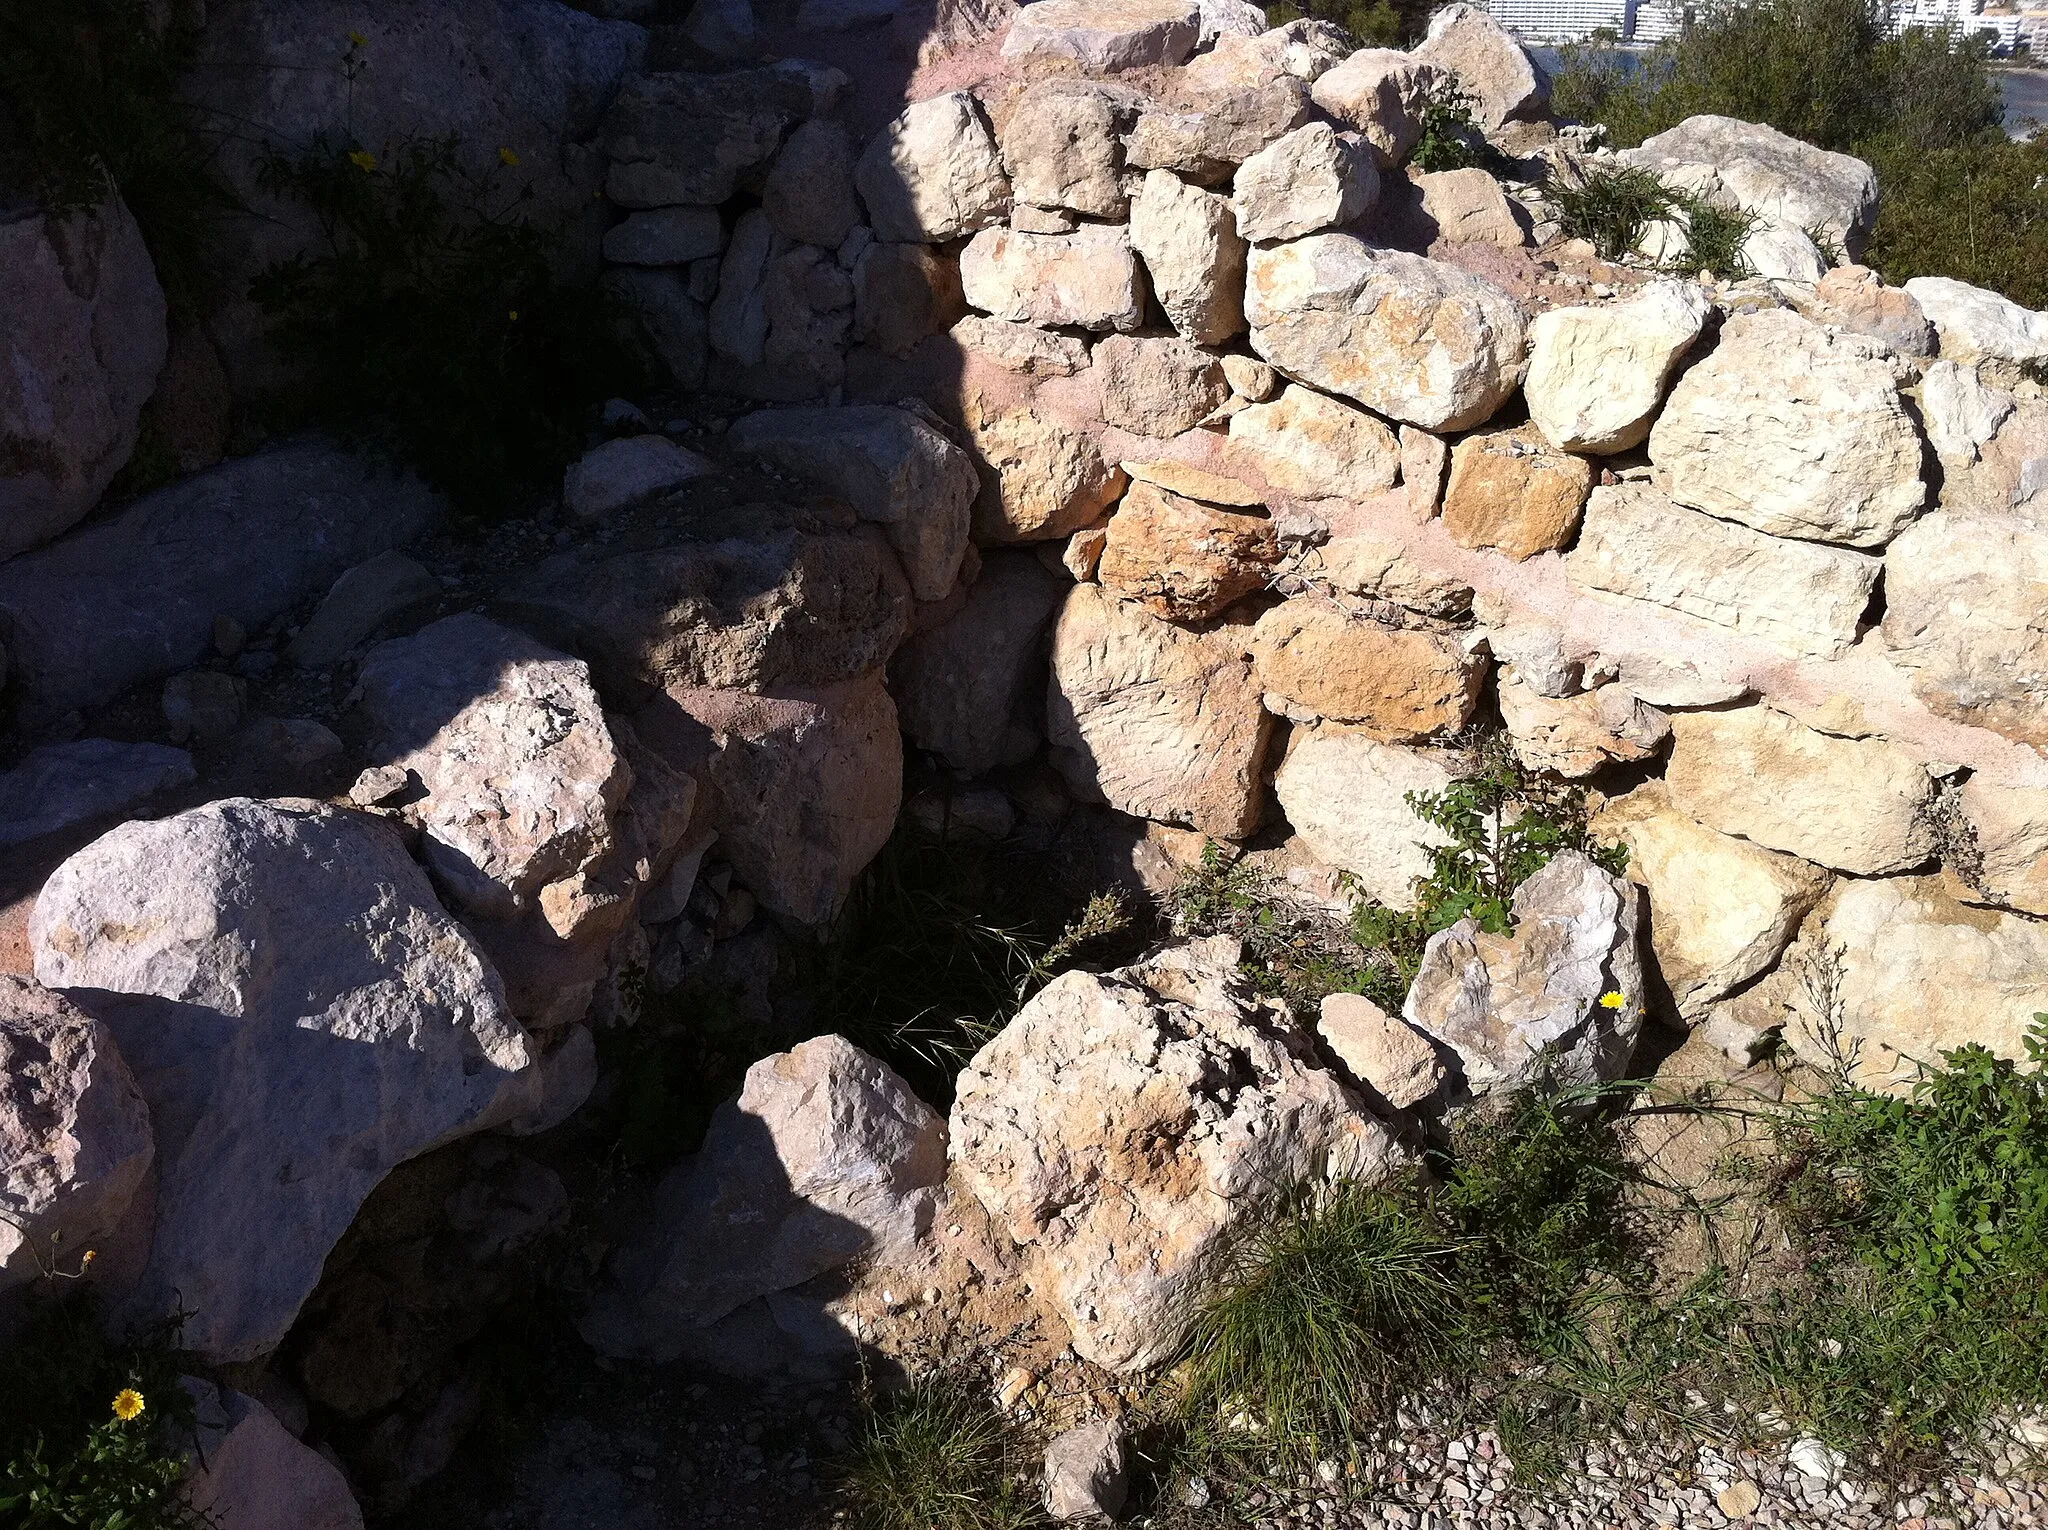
[841,1371,1049,1530]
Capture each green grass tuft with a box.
[839,1375,1048,1530]
[1550,165,1683,261]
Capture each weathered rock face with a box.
[602,205,725,267]
[0,192,168,561]
[1592,782,1831,1018]
[1646,310,1925,548]
[287,551,441,668]
[1047,584,1272,838]
[1232,122,1378,243]
[0,976,153,1293]
[1620,114,1879,256]
[762,119,862,249]
[1415,167,1526,248]
[357,615,630,922]
[1093,335,1231,436]
[1778,877,2048,1095]
[1181,18,1349,90]
[951,315,1092,377]
[1003,0,1202,68]
[964,397,1129,542]
[1317,991,1445,1110]
[1226,382,1399,500]
[852,241,968,358]
[1098,480,1278,619]
[1310,533,1471,618]
[179,1379,365,1530]
[950,938,1398,1371]
[1960,778,2048,918]
[1566,483,1880,658]
[1405,851,1645,1096]
[1495,677,1668,778]
[1001,80,1140,219]
[1043,1419,1130,1523]
[1252,602,1484,738]
[0,438,444,728]
[1800,264,1935,357]
[1130,169,1248,344]
[1310,49,1447,166]
[603,65,817,208]
[891,551,1065,775]
[500,523,912,703]
[1245,237,1527,432]
[960,224,1149,332]
[1882,509,2048,747]
[1441,422,1594,560]
[563,435,716,522]
[1904,275,2048,367]
[1272,728,1460,910]
[589,1036,944,1357]
[1914,361,2048,518]
[634,674,900,926]
[1664,708,1935,877]
[728,406,978,600]
[1412,3,1549,129]
[1128,79,1314,183]
[32,799,538,1361]
[858,91,1011,243]
[1524,281,1712,454]
[0,739,196,850]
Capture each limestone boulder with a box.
[500,523,912,703]
[963,397,1128,541]
[286,551,441,668]
[1566,483,1880,658]
[601,65,812,208]
[951,937,1397,1370]
[586,1036,944,1358]
[762,119,863,249]
[1591,781,1831,1017]
[0,977,152,1293]
[1126,79,1314,183]
[1001,80,1139,219]
[1882,508,2048,747]
[1001,0,1202,68]
[1245,237,1527,432]
[32,799,539,1360]
[1,192,168,561]
[1779,877,2048,1095]
[1404,851,1644,1096]
[1130,170,1248,345]
[357,615,629,924]
[1441,423,1594,560]
[1043,1419,1130,1522]
[857,92,1011,243]
[1226,383,1400,501]
[563,435,716,522]
[1664,707,1935,876]
[0,740,195,850]
[890,551,1065,775]
[1914,361,2048,518]
[1902,275,2048,367]
[1798,265,1935,357]
[1272,728,1460,910]
[179,1379,365,1530]
[1098,480,1277,619]
[633,673,900,926]
[1310,534,1471,618]
[1047,584,1273,838]
[960,224,1148,333]
[1620,115,1878,257]
[852,241,967,358]
[1959,778,2048,918]
[727,406,978,600]
[1400,425,1449,521]
[0,438,443,728]
[1646,310,1924,548]
[1743,222,1827,282]
[1317,991,1446,1111]
[1252,600,1484,738]
[951,316,1092,376]
[1416,168,1526,248]
[605,267,709,389]
[1310,49,1449,167]
[1524,280,1713,455]
[1496,677,1668,779]
[1232,122,1378,244]
[602,205,724,266]
[1412,3,1549,129]
[1093,335,1230,437]
[1182,19,1349,89]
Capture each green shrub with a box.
[252,134,642,521]
[839,1375,1047,1530]
[1669,198,1761,278]
[1550,164,1682,260]
[1408,82,1492,173]
[1261,0,1433,47]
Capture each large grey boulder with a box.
[0,438,444,728]
[0,739,195,849]
[857,92,1011,244]
[179,1378,365,1530]
[499,522,912,705]
[1001,0,1202,69]
[604,65,830,206]
[890,551,1065,775]
[1903,276,2048,368]
[961,224,1150,333]
[584,1035,945,1361]
[1127,79,1315,184]
[1404,851,1645,1096]
[184,0,646,389]
[32,799,540,1361]
[1619,115,1879,257]
[357,615,631,924]
[1001,80,1142,220]
[1412,3,1549,129]
[727,406,979,600]
[1524,280,1712,455]
[0,976,153,1293]
[1244,237,1526,432]
[951,937,1398,1371]
[0,191,168,561]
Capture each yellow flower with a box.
[508,310,519,322]
[1598,990,1628,1011]
[348,150,377,172]
[347,30,367,47]
[80,1249,96,1266]
[498,146,521,168]
[112,1389,145,1422]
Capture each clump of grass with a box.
[839,1374,1047,1530]
[1668,197,1761,279]
[1551,164,1683,260]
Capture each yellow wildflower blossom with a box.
[499,146,521,168]
[112,1389,145,1422]
[1598,990,1628,1011]
[348,30,367,47]
[348,150,377,172]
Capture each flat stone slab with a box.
[1003,0,1202,70]
[0,739,195,848]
